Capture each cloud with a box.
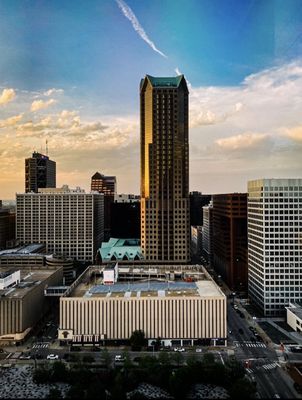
[116,0,167,58]
[0,114,23,128]
[43,88,64,96]
[283,126,302,142]
[0,88,16,105]
[215,132,270,151]
[30,98,56,112]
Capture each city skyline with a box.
[1,0,302,199]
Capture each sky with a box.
[1,0,302,199]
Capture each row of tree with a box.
[34,350,256,399]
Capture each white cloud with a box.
[215,132,270,151]
[283,126,302,142]
[43,88,64,96]
[0,114,23,128]
[116,0,167,58]
[30,98,56,112]
[0,88,16,105]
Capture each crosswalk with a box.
[234,341,266,348]
[259,362,280,371]
[32,342,50,349]
[246,362,280,374]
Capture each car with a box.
[233,305,238,310]
[178,348,185,352]
[47,354,59,360]
[195,348,202,353]
[19,354,31,360]
[115,355,125,362]
[249,326,256,333]
[238,328,244,334]
[228,330,232,334]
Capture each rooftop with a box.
[146,75,184,87]
[0,267,62,299]
[68,265,224,299]
[0,244,45,256]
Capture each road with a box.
[227,299,299,399]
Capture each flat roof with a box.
[0,267,62,299]
[0,244,45,256]
[67,265,224,299]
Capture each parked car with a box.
[47,354,59,360]
[195,348,202,353]
[19,353,31,360]
[115,355,125,362]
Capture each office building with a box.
[0,206,15,250]
[58,265,226,345]
[0,244,75,285]
[25,151,56,193]
[190,192,212,227]
[91,172,116,240]
[111,194,140,239]
[212,193,248,290]
[16,185,104,263]
[248,179,302,316]
[140,75,190,263]
[0,266,63,344]
[202,202,213,266]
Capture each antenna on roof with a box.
[46,139,48,156]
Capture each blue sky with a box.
[1,0,302,198]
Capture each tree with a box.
[51,361,69,382]
[129,330,146,351]
[46,388,62,400]
[101,348,112,369]
[229,377,257,399]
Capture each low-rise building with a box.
[58,264,227,346]
[286,302,302,333]
[0,266,63,344]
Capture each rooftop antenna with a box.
[46,139,48,156]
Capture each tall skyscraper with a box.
[25,151,56,193]
[212,193,248,291]
[248,179,302,316]
[16,186,104,263]
[140,75,190,263]
[189,191,212,226]
[91,172,116,240]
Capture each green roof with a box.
[146,75,184,88]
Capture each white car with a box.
[115,355,125,362]
[195,348,202,353]
[47,354,59,360]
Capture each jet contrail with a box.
[116,0,167,58]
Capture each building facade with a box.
[16,186,104,263]
[58,265,226,345]
[202,201,213,266]
[25,152,56,193]
[0,208,15,250]
[91,172,116,241]
[111,196,140,239]
[0,266,63,343]
[140,75,190,263]
[248,179,302,316]
[212,193,248,290]
[190,192,212,227]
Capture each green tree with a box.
[158,351,171,367]
[129,329,146,351]
[225,357,246,383]
[51,361,69,382]
[171,351,183,367]
[229,377,257,399]
[82,355,94,363]
[46,388,62,399]
[33,365,51,384]
[101,348,112,369]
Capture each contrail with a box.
[116,0,167,58]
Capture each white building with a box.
[286,302,302,333]
[16,186,104,263]
[202,201,213,265]
[58,265,227,345]
[248,179,302,316]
